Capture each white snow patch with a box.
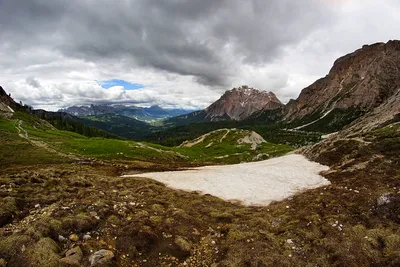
[294,109,334,130]
[7,105,14,113]
[123,154,330,206]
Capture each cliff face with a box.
[205,86,283,121]
[285,40,400,121]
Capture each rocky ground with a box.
[1,120,400,267]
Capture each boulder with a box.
[60,246,83,266]
[89,249,114,266]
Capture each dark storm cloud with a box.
[0,0,333,86]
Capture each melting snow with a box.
[123,154,330,206]
[7,105,14,113]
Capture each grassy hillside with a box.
[147,120,321,148]
[79,114,153,140]
[0,112,293,167]
[0,113,185,167]
[177,128,293,164]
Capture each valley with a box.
[1,40,400,267]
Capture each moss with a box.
[33,217,62,238]
[174,236,192,253]
[26,238,61,267]
[151,204,165,213]
[0,234,32,260]
[0,197,18,226]
[107,215,121,225]
[209,211,234,223]
[62,213,96,233]
[150,216,163,226]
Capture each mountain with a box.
[158,40,400,149]
[205,86,283,121]
[59,104,194,122]
[77,113,153,140]
[0,86,18,110]
[280,40,400,132]
[167,86,283,125]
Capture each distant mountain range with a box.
[2,40,399,144]
[59,104,195,122]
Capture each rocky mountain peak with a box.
[285,40,400,122]
[205,86,283,121]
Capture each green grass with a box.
[0,118,70,167]
[1,113,294,166]
[176,129,293,164]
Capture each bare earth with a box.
[124,154,330,206]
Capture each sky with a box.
[0,0,399,111]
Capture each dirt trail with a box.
[14,120,82,160]
[16,120,28,139]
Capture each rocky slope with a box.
[0,86,20,118]
[284,40,400,129]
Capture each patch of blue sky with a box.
[100,79,144,90]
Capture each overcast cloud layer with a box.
[1,0,399,110]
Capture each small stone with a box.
[286,239,294,245]
[69,234,79,242]
[89,211,98,217]
[377,193,392,206]
[35,204,41,209]
[58,235,67,242]
[60,246,83,266]
[89,250,114,266]
[175,236,192,253]
[83,234,92,240]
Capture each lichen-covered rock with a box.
[89,249,114,266]
[377,193,393,206]
[60,246,83,266]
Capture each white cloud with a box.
[0,0,399,111]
